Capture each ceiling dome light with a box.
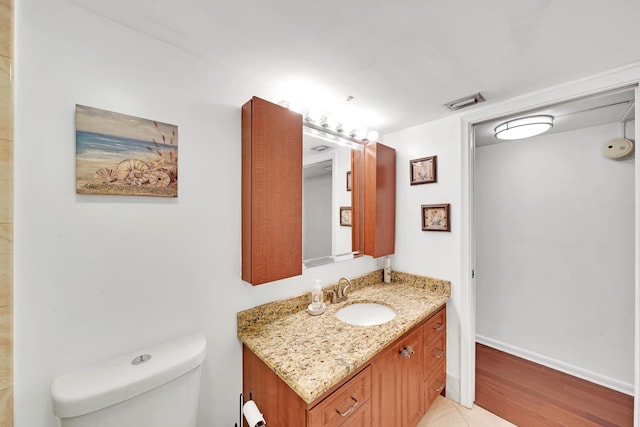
[494,115,554,140]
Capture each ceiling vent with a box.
[310,144,331,152]
[445,93,486,111]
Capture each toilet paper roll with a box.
[243,400,266,427]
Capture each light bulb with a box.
[367,130,379,142]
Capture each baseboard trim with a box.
[476,334,634,396]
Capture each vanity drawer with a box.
[424,329,446,378]
[424,306,446,344]
[308,366,372,427]
[425,360,446,412]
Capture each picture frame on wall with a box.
[410,155,437,185]
[421,203,450,231]
[340,206,352,226]
[75,105,179,197]
[346,171,352,192]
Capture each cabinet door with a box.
[403,327,424,427]
[372,339,403,427]
[363,142,396,257]
[372,326,423,427]
[241,96,303,285]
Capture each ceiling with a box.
[64,0,640,135]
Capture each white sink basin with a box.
[335,303,396,326]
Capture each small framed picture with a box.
[410,156,437,185]
[422,203,450,231]
[340,206,352,226]
[346,171,352,192]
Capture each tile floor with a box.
[418,396,515,426]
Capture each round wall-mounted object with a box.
[603,138,634,159]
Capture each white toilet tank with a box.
[51,331,206,427]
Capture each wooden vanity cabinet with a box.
[242,305,446,427]
[241,96,303,285]
[363,142,396,258]
[242,345,371,427]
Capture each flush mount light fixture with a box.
[494,115,554,140]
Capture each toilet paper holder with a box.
[237,392,266,427]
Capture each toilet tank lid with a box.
[51,331,207,419]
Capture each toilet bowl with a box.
[51,331,206,427]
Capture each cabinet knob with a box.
[399,345,415,359]
[433,323,445,331]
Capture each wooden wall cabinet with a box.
[242,305,446,427]
[363,142,396,258]
[241,96,302,285]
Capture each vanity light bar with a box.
[278,99,379,144]
[303,120,369,147]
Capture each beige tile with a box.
[0,222,11,307]
[0,0,11,59]
[0,56,11,142]
[419,396,516,427]
[418,397,468,427]
[0,140,12,223]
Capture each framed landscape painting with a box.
[76,105,178,197]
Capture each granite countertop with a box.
[237,270,450,404]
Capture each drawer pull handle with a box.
[431,349,444,359]
[336,397,358,417]
[432,382,445,392]
[399,345,415,359]
[433,323,445,331]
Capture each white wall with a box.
[476,122,635,393]
[383,115,464,401]
[13,1,378,426]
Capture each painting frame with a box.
[410,155,437,185]
[75,104,179,198]
[421,203,450,232]
[340,206,352,226]
[346,171,352,192]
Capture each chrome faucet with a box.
[327,277,351,304]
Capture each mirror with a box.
[302,125,364,268]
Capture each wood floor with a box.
[475,343,634,427]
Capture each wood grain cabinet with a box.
[371,325,424,427]
[424,307,447,413]
[242,305,446,427]
[307,366,372,427]
[363,142,396,258]
[241,96,303,285]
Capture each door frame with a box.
[458,64,640,426]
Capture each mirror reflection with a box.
[302,126,363,268]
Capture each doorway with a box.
[471,88,636,425]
